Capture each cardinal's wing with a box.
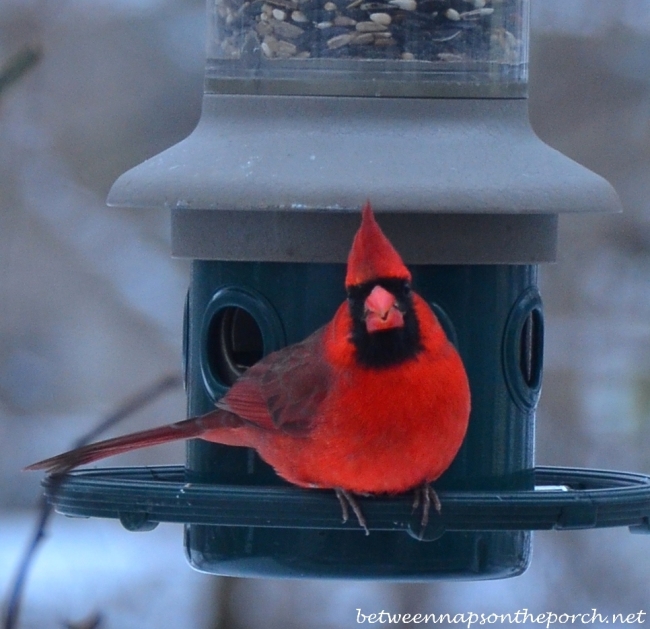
[215,327,332,435]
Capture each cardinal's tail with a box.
[24,411,226,475]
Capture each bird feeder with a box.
[44,0,650,581]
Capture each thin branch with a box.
[2,373,183,629]
[0,46,42,97]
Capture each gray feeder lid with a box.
[108,95,621,264]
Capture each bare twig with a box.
[0,46,42,97]
[2,373,183,629]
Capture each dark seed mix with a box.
[211,0,522,63]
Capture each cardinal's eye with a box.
[403,283,411,294]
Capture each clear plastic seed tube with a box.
[207,0,528,94]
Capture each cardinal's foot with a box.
[335,488,369,535]
[412,483,441,538]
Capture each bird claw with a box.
[335,488,369,535]
[411,484,441,539]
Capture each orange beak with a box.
[363,285,404,333]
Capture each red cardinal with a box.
[27,202,471,534]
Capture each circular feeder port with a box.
[200,287,286,399]
[208,307,264,386]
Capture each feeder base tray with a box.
[43,465,650,536]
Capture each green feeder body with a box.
[184,261,540,578]
[102,0,622,580]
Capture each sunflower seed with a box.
[374,36,396,46]
[334,15,357,26]
[356,20,388,32]
[460,7,494,18]
[275,39,298,56]
[388,0,416,10]
[350,32,375,44]
[327,33,354,48]
[370,12,392,25]
[272,20,305,38]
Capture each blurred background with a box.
[1,0,649,627]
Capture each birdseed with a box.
[209,0,523,66]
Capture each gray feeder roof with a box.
[108,95,621,264]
